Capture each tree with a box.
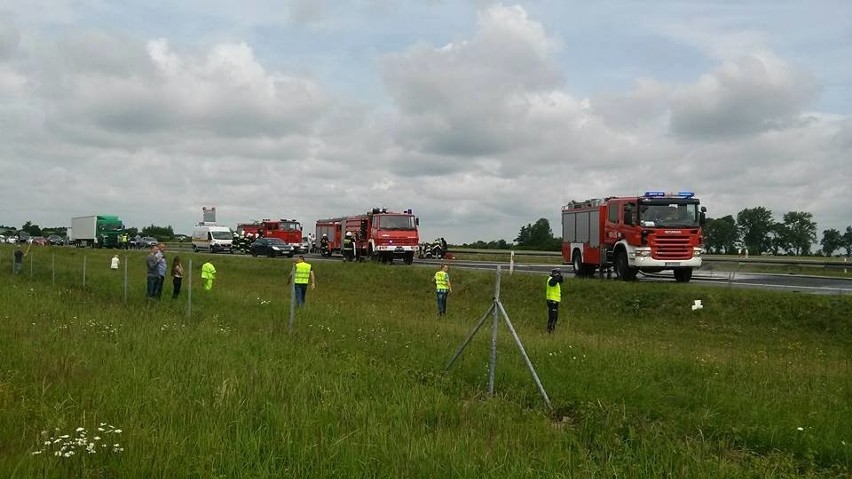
[781,211,817,256]
[703,215,738,254]
[21,221,42,236]
[515,218,558,250]
[141,224,175,239]
[820,228,843,257]
[769,222,789,255]
[843,226,852,256]
[736,207,774,255]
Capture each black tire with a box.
[674,268,693,283]
[193,245,199,253]
[404,252,414,265]
[572,250,584,277]
[251,251,258,257]
[615,251,638,281]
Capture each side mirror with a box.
[416,218,420,226]
[699,208,707,227]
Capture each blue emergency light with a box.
[643,191,666,197]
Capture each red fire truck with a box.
[237,218,304,252]
[315,208,420,264]
[562,192,706,282]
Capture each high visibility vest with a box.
[435,271,449,291]
[294,262,311,284]
[546,278,561,302]
[201,262,216,280]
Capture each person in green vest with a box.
[287,255,316,306]
[201,261,216,291]
[434,263,452,316]
[546,268,563,333]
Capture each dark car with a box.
[250,237,295,258]
[47,234,64,246]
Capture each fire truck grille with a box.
[651,235,693,260]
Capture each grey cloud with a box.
[0,16,20,60]
[670,54,820,138]
[381,5,564,158]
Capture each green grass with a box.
[0,246,850,477]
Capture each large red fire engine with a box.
[237,218,303,251]
[316,208,420,264]
[562,192,706,282]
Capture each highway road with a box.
[411,258,852,296]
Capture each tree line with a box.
[703,207,852,256]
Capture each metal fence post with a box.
[488,266,501,396]
[288,264,296,333]
[187,258,192,317]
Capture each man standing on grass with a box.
[153,243,167,300]
[145,245,159,298]
[13,246,24,275]
[287,255,316,307]
[201,261,216,291]
[434,263,452,316]
[546,268,563,333]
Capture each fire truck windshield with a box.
[280,222,300,231]
[377,215,416,230]
[639,202,700,228]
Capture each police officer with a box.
[546,268,563,333]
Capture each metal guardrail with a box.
[447,249,851,269]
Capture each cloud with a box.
[381,4,565,158]
[669,53,820,138]
[0,15,20,60]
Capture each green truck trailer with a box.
[70,215,125,248]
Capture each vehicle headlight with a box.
[272,246,280,251]
[634,249,651,257]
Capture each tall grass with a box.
[0,245,850,477]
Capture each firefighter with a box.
[434,263,452,316]
[320,233,330,256]
[201,261,216,291]
[342,231,356,262]
[546,268,563,333]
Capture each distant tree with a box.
[21,221,42,236]
[141,224,175,239]
[843,226,852,256]
[769,222,789,255]
[703,215,738,254]
[125,227,139,237]
[782,211,817,256]
[515,218,558,250]
[736,207,774,255]
[820,228,843,257]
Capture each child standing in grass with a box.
[171,256,184,298]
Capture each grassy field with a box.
[1,245,850,477]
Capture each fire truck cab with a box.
[562,192,706,282]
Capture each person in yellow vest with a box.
[287,255,316,306]
[201,261,216,291]
[546,268,563,333]
[434,263,452,316]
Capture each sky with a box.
[1,1,850,243]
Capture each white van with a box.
[192,224,233,253]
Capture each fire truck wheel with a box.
[404,252,414,265]
[673,268,693,283]
[572,251,584,277]
[615,251,637,281]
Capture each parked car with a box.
[17,231,31,244]
[6,236,16,244]
[47,234,64,246]
[250,237,295,258]
[139,237,158,248]
[31,236,48,246]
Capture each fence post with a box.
[288,264,296,333]
[509,251,515,275]
[83,254,87,288]
[488,266,501,395]
[124,253,128,304]
[30,251,34,278]
[52,252,55,285]
[187,258,192,317]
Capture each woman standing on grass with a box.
[171,256,184,299]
